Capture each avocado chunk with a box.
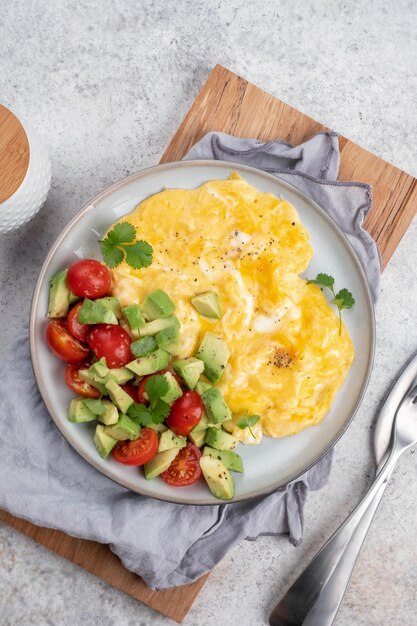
[189,412,210,433]
[172,357,204,389]
[188,429,206,447]
[89,358,109,379]
[96,399,119,425]
[147,422,168,434]
[105,379,134,414]
[161,372,183,403]
[93,424,118,459]
[195,380,212,396]
[126,349,170,376]
[104,413,140,440]
[142,289,175,320]
[200,457,234,500]
[195,332,230,384]
[47,269,71,318]
[123,304,145,338]
[131,335,157,357]
[78,369,108,395]
[155,325,181,355]
[68,290,80,305]
[77,298,118,325]
[201,387,232,424]
[144,448,180,479]
[104,367,134,385]
[191,290,222,319]
[205,427,238,451]
[203,446,243,472]
[158,428,186,452]
[139,316,180,337]
[68,398,97,423]
[98,297,122,319]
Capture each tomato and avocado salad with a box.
[44,225,260,501]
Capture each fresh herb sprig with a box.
[127,375,170,427]
[307,273,355,335]
[100,222,153,270]
[236,414,261,438]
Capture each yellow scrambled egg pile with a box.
[111,173,355,438]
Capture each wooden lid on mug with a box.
[0,104,30,204]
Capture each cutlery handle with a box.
[269,450,399,626]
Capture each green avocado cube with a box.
[189,412,210,433]
[200,457,234,500]
[98,297,122,319]
[93,425,118,459]
[172,357,204,389]
[89,358,109,379]
[161,372,183,403]
[195,380,212,396]
[191,290,222,319]
[131,335,157,357]
[158,429,186,453]
[144,448,180,480]
[47,269,71,318]
[104,367,134,385]
[195,332,230,384]
[105,379,134,414]
[188,429,206,447]
[205,427,238,451]
[104,413,140,440]
[96,400,119,425]
[146,422,168,434]
[77,298,118,325]
[68,291,81,305]
[68,398,96,423]
[155,325,181,355]
[123,304,145,338]
[203,446,243,472]
[139,316,180,337]
[142,289,175,320]
[201,387,232,424]
[78,369,108,395]
[126,349,170,376]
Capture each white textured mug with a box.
[0,104,52,233]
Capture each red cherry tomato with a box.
[65,362,101,398]
[112,428,158,465]
[88,324,133,368]
[161,442,202,486]
[137,369,182,404]
[46,320,89,363]
[67,259,111,299]
[67,301,90,342]
[121,382,138,402]
[166,391,203,436]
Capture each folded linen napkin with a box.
[0,132,379,590]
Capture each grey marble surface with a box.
[1,0,417,624]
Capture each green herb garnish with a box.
[235,414,260,438]
[100,222,153,270]
[127,375,170,426]
[307,273,355,334]
[130,336,157,357]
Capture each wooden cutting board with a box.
[2,64,417,623]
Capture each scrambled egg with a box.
[111,173,355,438]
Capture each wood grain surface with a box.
[0,104,30,204]
[2,64,417,622]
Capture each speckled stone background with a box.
[1,1,417,624]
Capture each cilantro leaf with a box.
[145,375,169,409]
[127,402,153,425]
[307,273,335,292]
[99,222,153,271]
[150,400,170,424]
[107,222,136,245]
[120,241,153,269]
[82,398,105,416]
[131,336,157,357]
[100,238,124,268]
[333,288,355,310]
[236,414,260,438]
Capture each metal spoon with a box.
[270,366,417,626]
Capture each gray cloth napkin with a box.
[0,132,380,590]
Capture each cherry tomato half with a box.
[67,301,90,342]
[67,259,111,299]
[46,320,90,363]
[121,382,138,402]
[161,442,202,486]
[88,324,133,368]
[166,391,203,436]
[65,362,101,398]
[112,428,158,466]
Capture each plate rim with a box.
[30,159,376,505]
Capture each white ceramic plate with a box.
[30,160,375,505]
